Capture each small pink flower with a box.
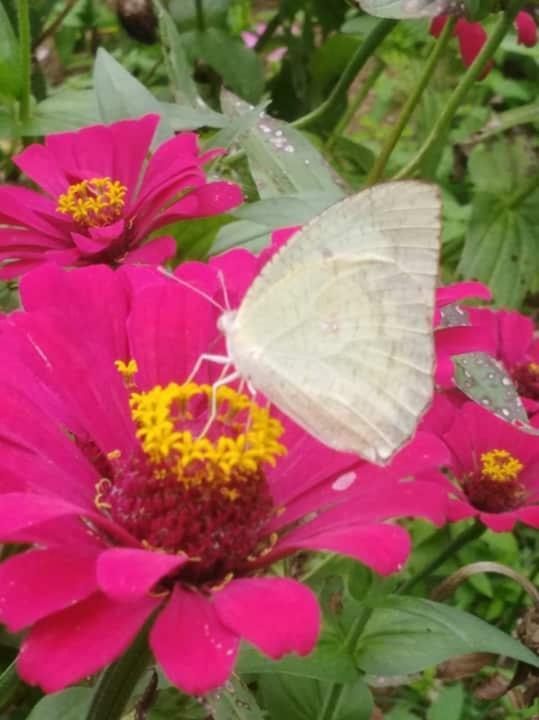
[0,247,447,694]
[241,22,287,62]
[0,115,243,278]
[515,11,537,47]
[430,15,493,76]
[424,400,539,532]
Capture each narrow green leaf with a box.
[0,1,21,99]
[356,595,539,676]
[93,48,174,147]
[154,0,200,107]
[204,676,265,720]
[27,687,93,720]
[221,91,346,199]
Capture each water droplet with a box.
[284,145,294,153]
[304,159,311,165]
[332,471,356,491]
[259,124,271,133]
[275,129,283,137]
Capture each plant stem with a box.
[506,172,539,209]
[317,607,373,720]
[326,58,385,150]
[16,0,32,123]
[394,0,527,180]
[254,12,282,52]
[33,0,77,48]
[85,627,153,720]
[399,520,486,595]
[194,0,205,33]
[366,17,455,185]
[293,19,396,131]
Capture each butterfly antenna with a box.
[158,266,225,313]
[217,270,232,311]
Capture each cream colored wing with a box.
[225,181,441,465]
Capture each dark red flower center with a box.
[511,362,539,402]
[93,361,286,586]
[462,448,526,513]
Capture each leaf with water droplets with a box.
[439,303,470,328]
[453,352,534,428]
[204,675,265,720]
[220,90,346,199]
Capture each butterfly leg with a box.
[198,369,241,439]
[185,353,231,384]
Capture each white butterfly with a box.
[208,181,441,465]
[357,0,457,19]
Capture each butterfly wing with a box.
[225,181,441,465]
[358,0,451,18]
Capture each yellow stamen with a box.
[123,369,286,493]
[57,177,127,227]
[480,449,523,483]
[115,359,139,388]
[529,363,539,375]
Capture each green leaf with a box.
[453,352,528,425]
[195,28,264,104]
[204,675,265,720]
[236,635,359,683]
[259,675,373,720]
[0,1,21,99]
[212,192,339,255]
[27,688,93,720]
[154,0,200,107]
[356,595,539,676]
[160,101,226,130]
[460,140,539,306]
[221,91,346,199]
[427,683,464,720]
[160,214,235,262]
[20,89,100,135]
[0,661,23,712]
[93,47,174,147]
[466,101,539,144]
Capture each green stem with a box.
[506,172,539,209]
[366,17,455,185]
[293,19,396,131]
[85,627,152,720]
[394,0,527,180]
[16,0,32,123]
[326,58,385,150]
[399,520,486,595]
[194,0,205,33]
[254,12,281,52]
[317,607,373,720]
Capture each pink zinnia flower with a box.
[0,115,243,278]
[424,400,539,532]
[0,250,447,694]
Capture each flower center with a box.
[57,177,127,227]
[512,362,539,401]
[462,448,526,513]
[94,360,286,584]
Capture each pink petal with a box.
[436,281,492,307]
[110,115,159,206]
[0,548,98,632]
[97,548,187,601]
[478,510,518,532]
[516,505,539,527]
[13,144,69,197]
[274,523,412,575]
[0,493,88,541]
[209,248,259,307]
[257,227,301,270]
[515,11,537,46]
[214,577,319,658]
[127,279,222,389]
[18,592,159,693]
[456,20,492,74]
[123,236,176,265]
[430,15,449,38]
[146,182,243,236]
[151,586,239,694]
[497,310,534,369]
